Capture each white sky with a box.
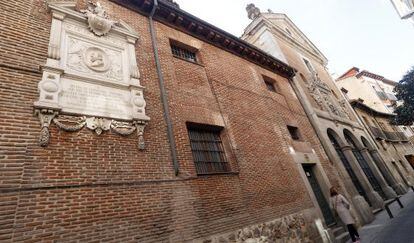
[175,0,414,81]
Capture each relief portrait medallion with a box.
[84,47,111,72]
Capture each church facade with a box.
[241,3,407,229]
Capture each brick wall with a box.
[0,0,338,241]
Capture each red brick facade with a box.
[0,0,341,241]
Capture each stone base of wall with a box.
[195,209,322,243]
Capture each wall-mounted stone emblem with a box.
[81,1,116,36]
[34,1,149,149]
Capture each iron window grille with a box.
[171,44,197,63]
[187,125,230,175]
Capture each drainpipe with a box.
[149,0,179,176]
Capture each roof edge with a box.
[350,99,396,118]
[110,0,296,79]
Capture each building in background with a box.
[349,100,414,191]
[337,67,414,140]
[390,0,414,24]
[336,67,414,188]
[242,4,403,240]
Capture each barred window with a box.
[187,124,230,175]
[171,44,197,62]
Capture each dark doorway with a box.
[303,165,336,226]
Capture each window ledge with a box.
[172,55,204,67]
[196,171,239,177]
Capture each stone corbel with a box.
[34,109,59,147]
[135,121,147,150]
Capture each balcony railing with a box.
[369,126,386,140]
[368,127,409,142]
[383,131,401,141]
[396,132,409,142]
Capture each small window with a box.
[187,124,230,175]
[171,43,197,63]
[303,58,315,73]
[287,125,301,140]
[263,76,278,92]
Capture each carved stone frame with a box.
[34,1,150,149]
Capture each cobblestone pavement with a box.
[346,190,414,243]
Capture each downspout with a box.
[149,0,179,176]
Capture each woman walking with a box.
[330,187,360,243]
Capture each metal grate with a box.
[345,134,386,199]
[328,133,370,205]
[171,44,197,62]
[188,127,230,175]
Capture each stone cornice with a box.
[350,100,395,118]
[109,0,296,79]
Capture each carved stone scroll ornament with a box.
[85,117,111,135]
[43,115,148,150]
[53,116,86,132]
[81,1,117,36]
[307,81,325,110]
[35,109,59,147]
[339,99,351,119]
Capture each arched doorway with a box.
[361,136,393,187]
[327,129,370,204]
[344,131,386,199]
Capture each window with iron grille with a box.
[287,125,301,140]
[187,124,230,175]
[263,76,278,92]
[171,44,197,63]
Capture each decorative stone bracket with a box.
[35,109,59,147]
[35,110,148,150]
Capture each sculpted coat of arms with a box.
[81,1,117,36]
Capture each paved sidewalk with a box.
[346,190,414,243]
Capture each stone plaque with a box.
[59,79,132,120]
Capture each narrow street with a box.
[347,191,414,243]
